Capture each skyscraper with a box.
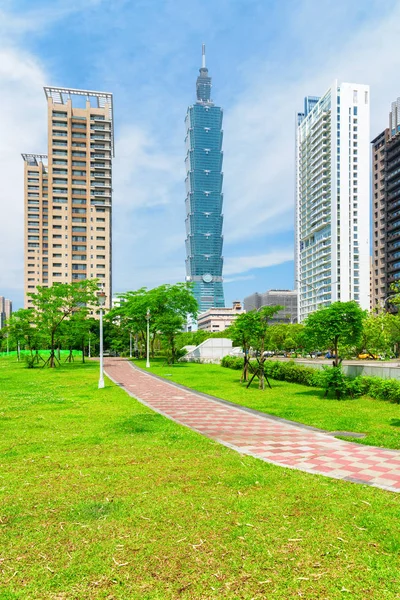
[295,81,370,322]
[23,87,114,309]
[371,97,400,310]
[184,45,225,313]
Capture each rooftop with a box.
[44,86,115,157]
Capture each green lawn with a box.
[135,359,400,450]
[1,356,400,599]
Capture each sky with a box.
[1,0,400,310]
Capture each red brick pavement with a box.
[104,358,400,493]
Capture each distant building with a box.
[296,81,370,322]
[371,97,400,310]
[243,290,297,323]
[0,297,12,329]
[184,45,225,312]
[197,301,244,332]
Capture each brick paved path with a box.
[104,358,400,493]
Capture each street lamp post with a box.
[97,291,106,389]
[129,331,132,359]
[146,308,151,368]
[88,332,91,359]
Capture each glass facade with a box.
[184,48,225,312]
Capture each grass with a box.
[0,356,400,599]
[135,358,400,450]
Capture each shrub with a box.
[318,366,350,399]
[221,357,400,403]
[221,356,243,370]
[24,354,36,369]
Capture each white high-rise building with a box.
[295,81,370,322]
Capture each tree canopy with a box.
[303,301,366,367]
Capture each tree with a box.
[108,288,149,358]
[59,312,93,363]
[250,306,283,389]
[303,302,365,367]
[354,312,391,358]
[29,280,98,367]
[110,283,198,364]
[149,283,198,364]
[4,309,38,360]
[303,302,366,399]
[229,312,260,382]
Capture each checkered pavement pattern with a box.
[104,358,400,493]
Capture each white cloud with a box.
[224,249,293,276]
[224,274,256,284]
[223,1,400,243]
[113,125,181,209]
[0,47,47,292]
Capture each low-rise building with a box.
[197,301,244,332]
[243,289,297,323]
[0,297,12,329]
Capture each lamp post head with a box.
[97,291,106,307]
[146,308,151,320]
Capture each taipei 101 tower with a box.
[184,44,225,313]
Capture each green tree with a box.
[110,283,198,363]
[29,280,98,367]
[304,302,365,367]
[59,313,93,363]
[4,309,38,360]
[149,283,198,364]
[304,302,366,399]
[355,312,391,358]
[251,306,283,389]
[228,312,259,382]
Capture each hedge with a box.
[220,356,400,403]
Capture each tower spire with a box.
[196,43,212,103]
[202,43,206,69]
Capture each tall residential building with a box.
[0,297,12,329]
[184,45,225,313]
[295,81,370,323]
[371,129,389,309]
[23,87,114,309]
[371,97,400,309]
[243,289,297,323]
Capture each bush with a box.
[24,354,36,369]
[221,357,400,403]
[221,356,243,370]
[318,366,349,399]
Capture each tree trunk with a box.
[241,351,249,383]
[334,336,339,367]
[50,331,55,368]
[171,336,176,364]
[82,340,85,363]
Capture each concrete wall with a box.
[276,358,400,381]
[182,338,233,363]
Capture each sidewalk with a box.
[104,358,400,493]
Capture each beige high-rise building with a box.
[22,87,114,309]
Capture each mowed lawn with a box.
[1,358,400,599]
[137,359,400,450]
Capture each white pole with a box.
[88,333,91,358]
[146,310,150,368]
[7,335,9,355]
[130,331,132,358]
[98,307,105,389]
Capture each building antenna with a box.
[202,43,206,68]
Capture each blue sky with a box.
[1,0,400,309]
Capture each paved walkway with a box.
[104,358,400,493]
